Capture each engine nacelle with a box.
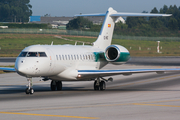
[105,45,130,65]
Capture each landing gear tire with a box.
[51,81,57,91]
[56,81,62,91]
[30,88,34,94]
[25,88,34,94]
[25,88,30,94]
[51,80,62,91]
[100,81,106,90]
[94,81,99,90]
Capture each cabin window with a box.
[74,55,76,60]
[56,55,58,60]
[77,55,79,60]
[59,55,61,60]
[68,55,70,60]
[80,55,82,60]
[65,55,67,60]
[71,55,73,60]
[62,55,64,60]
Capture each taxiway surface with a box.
[0,58,180,120]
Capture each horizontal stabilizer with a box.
[75,9,171,17]
[110,12,172,17]
[75,13,106,17]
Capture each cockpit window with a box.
[27,52,38,57]
[19,51,47,57]
[38,52,47,57]
[18,52,27,57]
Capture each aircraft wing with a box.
[0,67,16,72]
[78,68,180,79]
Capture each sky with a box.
[30,0,180,16]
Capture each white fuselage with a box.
[15,44,108,81]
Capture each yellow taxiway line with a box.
[0,112,99,119]
[1,99,180,119]
[133,103,180,108]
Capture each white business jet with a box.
[1,7,180,94]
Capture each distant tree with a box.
[126,17,147,28]
[142,11,148,13]
[151,7,158,13]
[149,18,164,29]
[149,7,159,20]
[178,18,180,30]
[0,0,32,22]
[168,18,178,30]
[159,5,168,13]
[115,21,128,29]
[66,17,93,30]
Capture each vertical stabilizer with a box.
[93,7,117,50]
[74,7,171,51]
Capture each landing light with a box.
[77,74,81,78]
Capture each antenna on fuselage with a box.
[75,41,77,46]
[51,41,53,46]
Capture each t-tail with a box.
[75,7,171,51]
[93,8,117,50]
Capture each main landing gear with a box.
[94,77,113,91]
[51,80,62,91]
[25,78,34,94]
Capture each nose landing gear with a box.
[25,78,34,94]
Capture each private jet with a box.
[1,7,180,94]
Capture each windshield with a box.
[18,52,47,57]
[18,52,27,57]
[27,52,38,57]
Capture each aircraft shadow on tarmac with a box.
[1,72,180,96]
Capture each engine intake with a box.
[105,45,130,64]
[105,46,120,61]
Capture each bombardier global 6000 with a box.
[1,7,180,94]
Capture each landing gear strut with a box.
[94,77,106,91]
[51,80,62,91]
[25,78,34,94]
[94,77,113,91]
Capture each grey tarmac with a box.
[0,57,180,120]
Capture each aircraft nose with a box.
[15,59,28,76]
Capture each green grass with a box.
[63,36,180,57]
[0,65,15,74]
[0,34,76,57]
[0,34,180,57]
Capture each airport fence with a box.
[0,28,180,41]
